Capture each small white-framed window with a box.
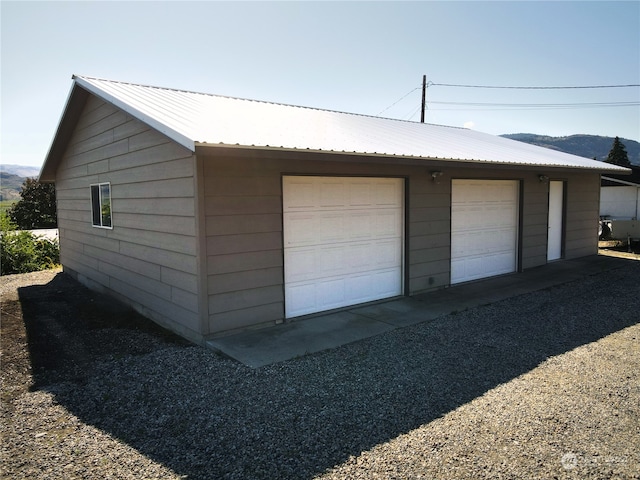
[90,182,112,228]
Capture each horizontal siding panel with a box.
[57,164,90,179]
[58,209,91,223]
[61,247,99,271]
[522,234,547,249]
[205,196,282,216]
[205,175,282,196]
[112,197,195,216]
[171,287,199,314]
[409,206,451,223]
[209,285,283,314]
[128,129,171,152]
[410,233,450,250]
[112,121,149,143]
[65,229,119,253]
[120,242,197,274]
[409,259,450,279]
[208,267,282,295]
[111,177,195,199]
[522,201,548,216]
[206,232,282,256]
[161,267,198,294]
[409,220,449,237]
[115,229,196,256]
[88,159,110,175]
[99,261,171,299]
[522,213,547,227]
[410,192,451,209]
[409,246,450,265]
[109,143,192,172]
[109,278,200,332]
[57,199,90,211]
[209,302,283,333]
[85,245,161,280]
[208,250,283,275]
[55,175,101,191]
[64,139,129,167]
[55,187,89,200]
[524,224,548,237]
[68,129,116,158]
[71,110,129,146]
[409,272,450,293]
[107,157,194,184]
[115,213,196,236]
[74,100,117,131]
[205,214,281,236]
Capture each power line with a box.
[430,83,640,90]
[429,100,639,108]
[376,86,421,116]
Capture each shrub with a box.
[0,212,60,275]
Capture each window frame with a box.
[90,182,113,229]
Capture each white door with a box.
[283,176,404,318]
[547,180,564,261]
[451,179,519,284]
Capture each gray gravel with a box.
[1,261,639,479]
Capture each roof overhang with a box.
[194,141,634,173]
[40,75,634,182]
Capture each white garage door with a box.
[451,179,519,284]
[283,176,404,318]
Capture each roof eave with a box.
[73,75,196,153]
[193,142,634,172]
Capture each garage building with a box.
[39,75,629,344]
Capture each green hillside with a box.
[0,172,26,201]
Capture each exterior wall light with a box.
[538,174,550,183]
[431,171,444,183]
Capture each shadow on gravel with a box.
[15,260,640,479]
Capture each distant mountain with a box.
[0,164,41,177]
[0,165,41,202]
[500,134,640,166]
[0,172,27,201]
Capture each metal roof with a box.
[42,75,631,178]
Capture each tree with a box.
[605,136,631,167]
[8,178,57,229]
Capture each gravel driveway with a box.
[1,260,639,479]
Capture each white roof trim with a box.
[602,176,640,187]
[73,75,196,152]
[57,75,632,173]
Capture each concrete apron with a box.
[206,254,631,368]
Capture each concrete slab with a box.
[205,254,632,368]
[206,310,394,368]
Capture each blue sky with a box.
[2,1,639,167]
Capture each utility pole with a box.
[420,75,426,123]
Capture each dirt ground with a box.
[1,268,188,409]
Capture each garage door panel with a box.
[284,176,403,318]
[451,180,518,284]
[319,180,347,207]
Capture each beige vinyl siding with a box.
[55,95,202,342]
[203,153,597,334]
[202,153,440,333]
[564,172,600,258]
[521,184,551,269]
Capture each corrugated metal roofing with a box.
[52,75,632,173]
